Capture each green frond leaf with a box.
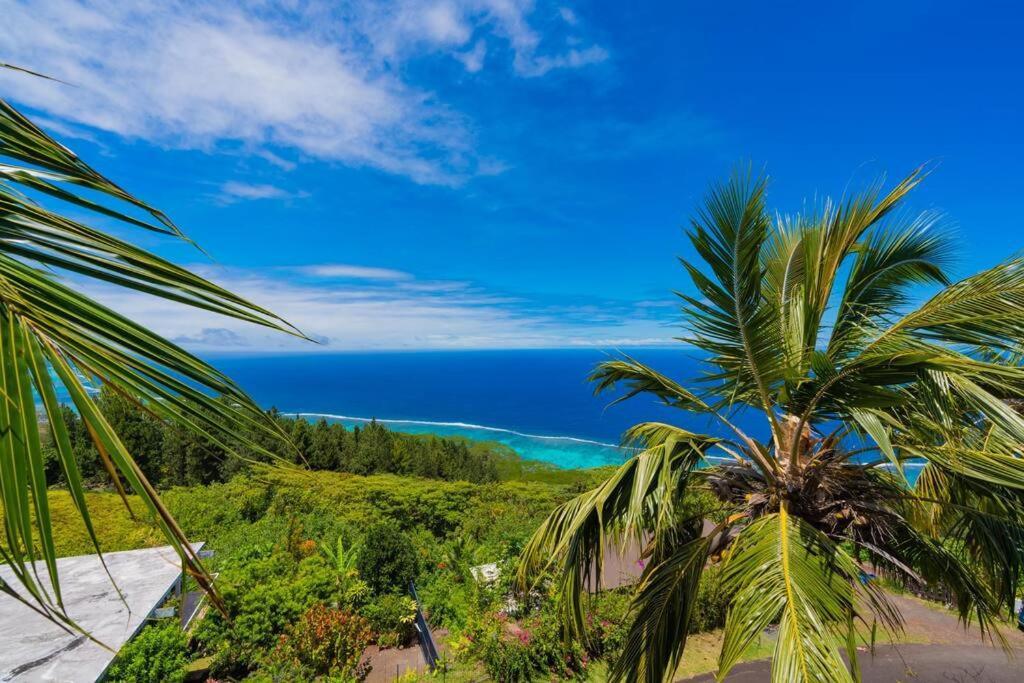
[610,535,712,683]
[518,437,709,642]
[590,357,711,411]
[718,508,858,683]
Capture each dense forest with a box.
[43,387,504,489]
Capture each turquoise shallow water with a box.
[293,413,628,469]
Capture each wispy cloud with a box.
[297,264,413,281]
[73,263,678,353]
[217,181,309,204]
[0,0,607,185]
[455,40,488,74]
[170,327,247,347]
[357,0,608,77]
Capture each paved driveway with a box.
[680,592,1024,682]
[683,644,1022,682]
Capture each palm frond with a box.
[944,494,1024,615]
[848,408,903,478]
[718,508,858,683]
[761,215,809,384]
[0,71,300,622]
[873,256,1024,351]
[873,512,1007,643]
[827,213,951,359]
[910,445,1024,490]
[518,434,710,641]
[610,534,712,683]
[621,421,718,452]
[679,168,785,417]
[797,168,926,343]
[590,357,711,412]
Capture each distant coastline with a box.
[290,410,928,479]
[288,411,629,470]
[290,412,621,448]
[207,349,708,469]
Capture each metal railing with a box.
[408,581,439,670]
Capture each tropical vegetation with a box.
[32,463,663,681]
[520,168,1024,682]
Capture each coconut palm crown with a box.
[519,167,1024,682]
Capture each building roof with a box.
[0,544,200,683]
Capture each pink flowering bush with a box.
[468,606,588,682]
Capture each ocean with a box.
[206,349,768,469]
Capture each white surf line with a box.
[288,412,623,449]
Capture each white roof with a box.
[0,544,200,682]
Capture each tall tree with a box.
[352,420,395,475]
[0,67,300,629]
[520,167,1024,682]
[97,386,165,486]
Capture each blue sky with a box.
[1,0,1021,352]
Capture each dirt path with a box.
[362,643,429,682]
[363,627,450,682]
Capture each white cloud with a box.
[256,151,298,172]
[455,40,488,73]
[517,44,607,77]
[0,0,606,185]
[71,263,676,352]
[171,327,247,347]
[297,264,413,280]
[218,181,308,203]
[358,0,608,77]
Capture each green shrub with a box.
[584,590,631,657]
[470,608,589,682]
[269,604,373,680]
[194,551,338,677]
[320,536,372,610]
[476,630,536,683]
[106,621,188,683]
[419,570,472,628]
[362,594,417,648]
[357,520,419,594]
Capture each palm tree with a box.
[519,167,1024,682]
[0,68,299,630]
